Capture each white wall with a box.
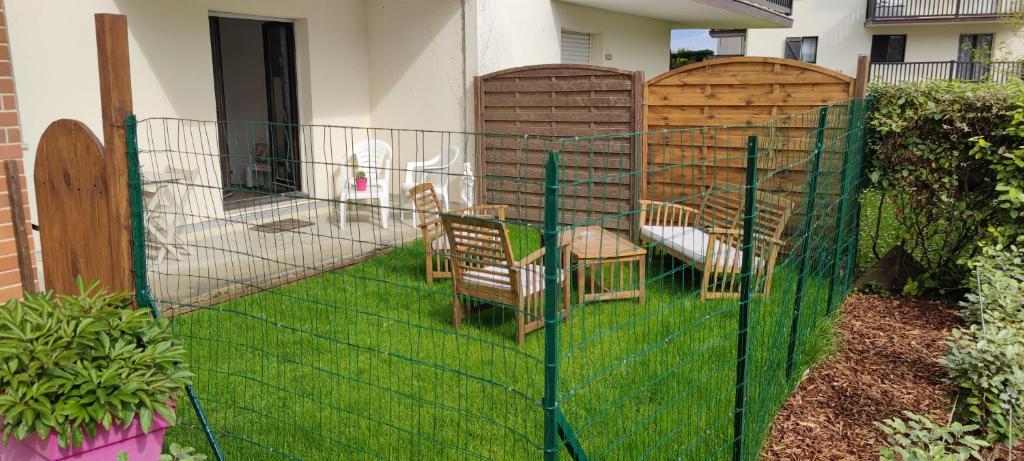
[7,0,373,223]
[472,0,672,78]
[745,0,1024,76]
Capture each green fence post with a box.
[732,135,759,461]
[785,106,829,381]
[825,102,858,314]
[848,98,872,288]
[543,150,561,461]
[125,114,226,461]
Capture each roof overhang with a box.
[559,0,792,28]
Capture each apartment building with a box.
[714,0,1024,82]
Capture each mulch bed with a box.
[763,293,960,460]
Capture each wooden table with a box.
[564,226,646,305]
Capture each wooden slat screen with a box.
[643,57,857,238]
[475,64,644,231]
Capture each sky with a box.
[671,29,716,52]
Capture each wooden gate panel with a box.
[34,119,116,294]
[476,64,643,230]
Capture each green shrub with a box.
[0,281,191,448]
[866,80,1024,292]
[972,94,1024,246]
[940,325,1024,444]
[960,245,1024,326]
[876,411,988,461]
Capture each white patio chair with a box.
[403,146,460,226]
[141,168,190,264]
[338,139,393,229]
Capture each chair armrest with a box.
[518,247,546,267]
[704,227,741,236]
[639,200,698,227]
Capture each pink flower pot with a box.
[1,411,171,461]
[355,177,368,192]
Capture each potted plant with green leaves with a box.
[0,280,191,461]
[354,170,369,192]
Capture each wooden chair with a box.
[408,183,507,282]
[638,183,793,299]
[442,213,570,344]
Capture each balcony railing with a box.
[870,60,1024,84]
[740,0,793,15]
[867,0,1023,21]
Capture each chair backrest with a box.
[352,139,392,185]
[698,181,793,240]
[442,214,519,303]
[409,183,444,230]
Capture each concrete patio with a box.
[146,198,420,313]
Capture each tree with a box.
[670,48,714,69]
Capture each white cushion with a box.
[462,264,563,297]
[641,226,759,269]
[431,235,449,251]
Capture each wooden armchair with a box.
[441,213,570,344]
[638,183,793,299]
[408,183,507,282]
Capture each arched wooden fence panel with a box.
[475,64,644,230]
[643,57,857,214]
[34,119,119,294]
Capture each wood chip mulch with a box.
[763,293,960,460]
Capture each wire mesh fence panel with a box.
[127,99,867,460]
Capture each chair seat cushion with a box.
[431,235,449,251]
[462,264,564,297]
[641,226,758,269]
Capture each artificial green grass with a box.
[163,226,839,460]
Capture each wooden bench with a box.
[638,183,793,299]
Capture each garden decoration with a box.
[354,170,368,192]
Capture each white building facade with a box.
[717,0,1024,80]
[3,0,791,268]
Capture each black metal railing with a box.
[740,0,793,15]
[870,60,1024,84]
[867,0,1023,20]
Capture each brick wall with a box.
[0,0,36,300]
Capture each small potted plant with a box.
[0,280,191,461]
[354,170,369,192]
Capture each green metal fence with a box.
[127,98,867,460]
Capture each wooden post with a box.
[854,55,870,98]
[4,160,35,293]
[95,14,134,294]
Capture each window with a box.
[561,30,592,65]
[871,35,906,63]
[784,36,818,63]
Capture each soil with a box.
[762,293,961,460]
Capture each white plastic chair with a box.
[403,146,460,226]
[338,139,393,229]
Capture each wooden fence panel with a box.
[475,64,643,230]
[643,57,857,237]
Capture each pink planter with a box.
[1,412,171,461]
[355,177,368,192]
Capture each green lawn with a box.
[163,226,837,460]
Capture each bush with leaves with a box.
[972,93,1024,246]
[0,281,191,448]
[876,411,988,461]
[940,324,1024,444]
[866,80,1024,292]
[959,245,1024,326]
